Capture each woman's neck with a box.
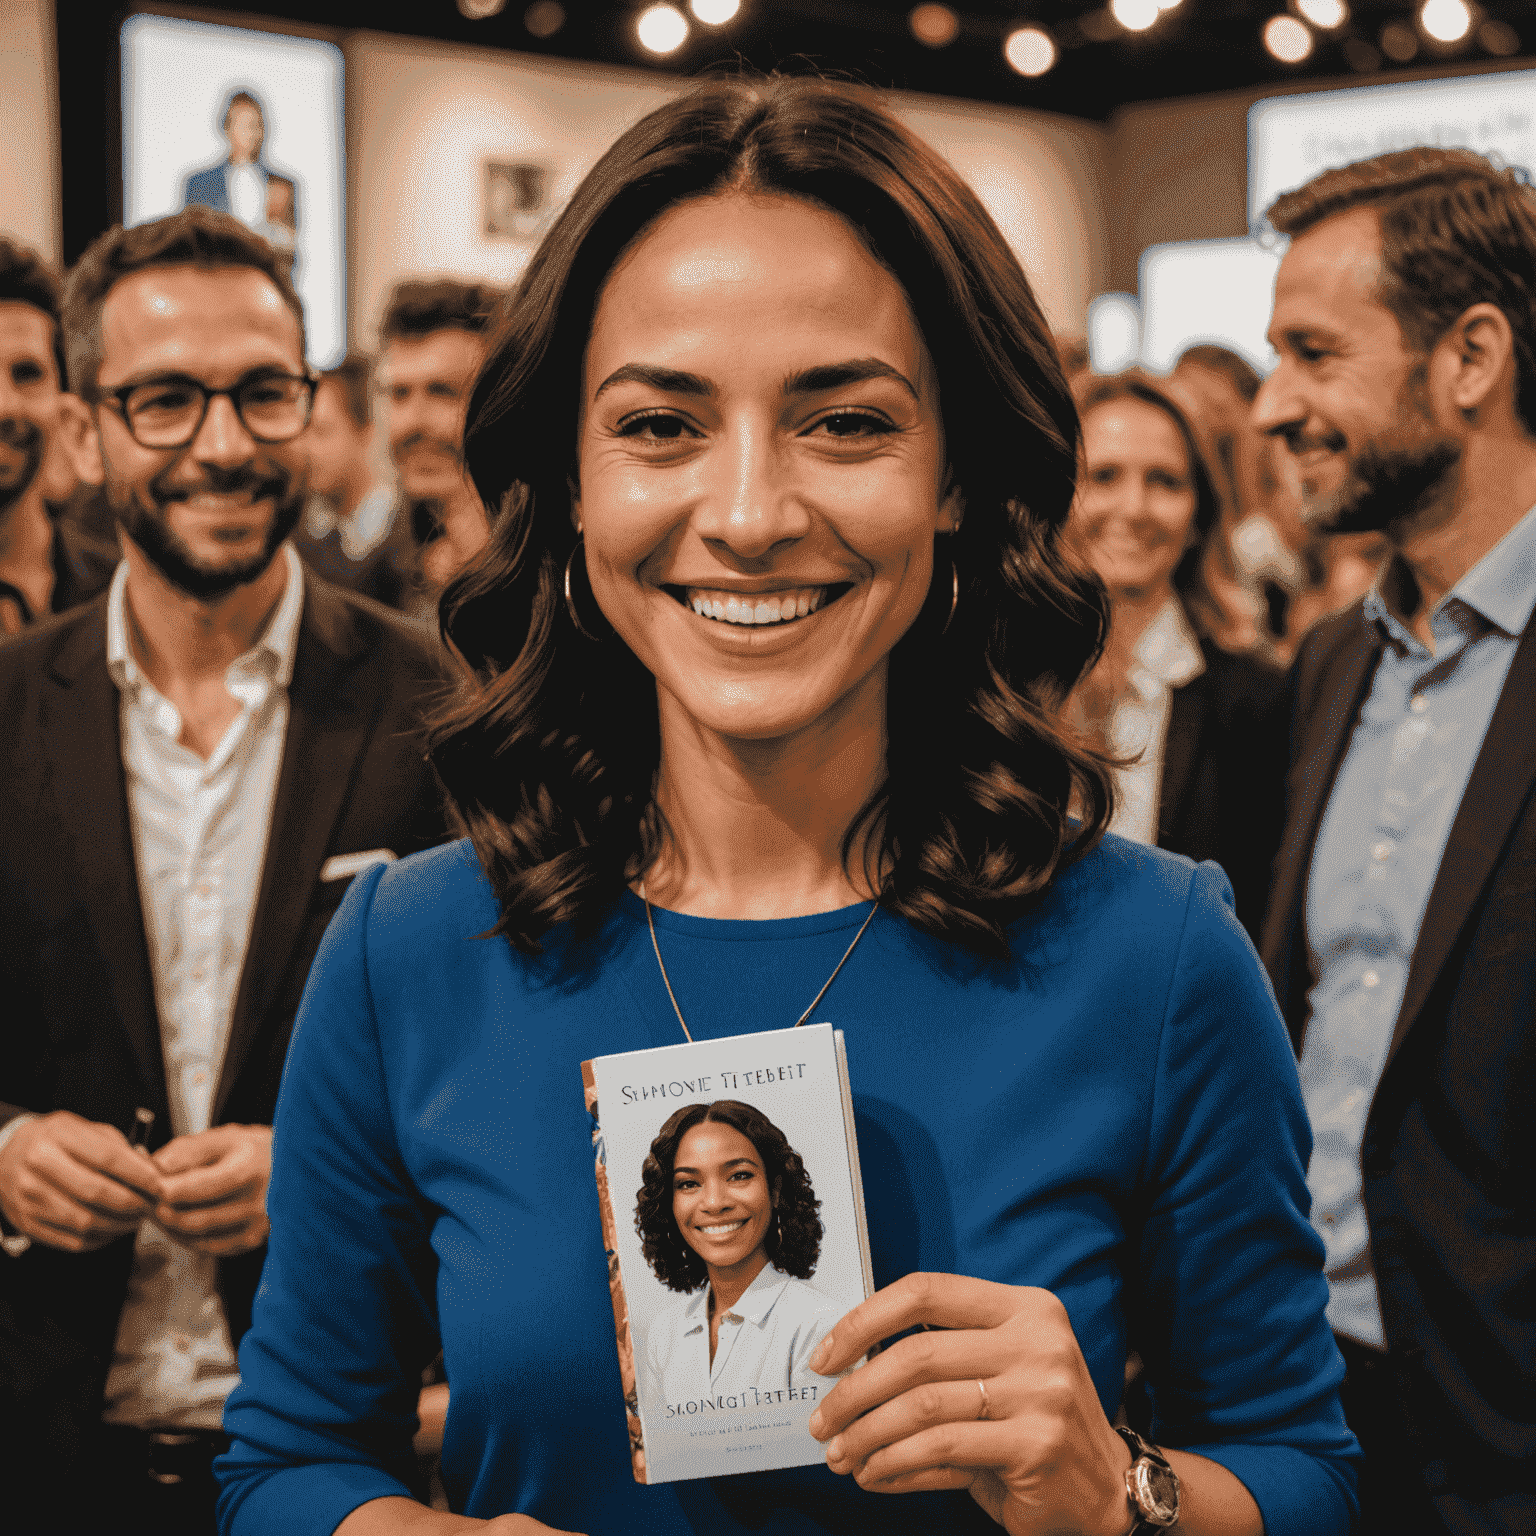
[709,1249,771,1319]
[1105,579,1177,656]
[643,666,887,921]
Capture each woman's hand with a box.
[807,1273,1133,1536]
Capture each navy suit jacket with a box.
[1261,601,1536,1534]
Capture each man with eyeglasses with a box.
[0,206,447,1532]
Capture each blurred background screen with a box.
[120,13,346,367]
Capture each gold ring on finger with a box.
[975,1379,990,1421]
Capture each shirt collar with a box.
[1367,502,1536,645]
[1130,597,1206,692]
[679,1263,792,1337]
[107,542,306,696]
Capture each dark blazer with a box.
[1156,641,1289,943]
[1261,602,1536,1531]
[0,576,449,1474]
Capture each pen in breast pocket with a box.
[129,1107,155,1154]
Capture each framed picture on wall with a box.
[485,161,549,240]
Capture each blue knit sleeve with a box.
[216,861,441,1535]
[1136,862,1360,1535]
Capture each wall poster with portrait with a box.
[583,1023,874,1484]
[120,14,346,369]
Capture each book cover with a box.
[583,1022,873,1484]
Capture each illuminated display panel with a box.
[1138,238,1281,375]
[121,15,346,368]
[1249,69,1536,227]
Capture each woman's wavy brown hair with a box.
[636,1100,821,1294]
[429,73,1112,959]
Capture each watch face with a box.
[1133,1459,1181,1525]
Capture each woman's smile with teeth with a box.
[685,587,830,626]
[697,1219,748,1235]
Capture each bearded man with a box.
[1255,148,1536,1536]
[0,207,446,1533]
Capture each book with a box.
[582,1022,874,1484]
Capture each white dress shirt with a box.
[643,1262,841,1415]
[1104,598,1206,846]
[302,483,396,561]
[93,544,304,1428]
[225,162,266,230]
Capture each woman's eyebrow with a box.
[594,363,713,399]
[783,358,918,399]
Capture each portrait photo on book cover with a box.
[586,1024,871,1483]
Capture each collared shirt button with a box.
[191,1069,207,1087]
[1410,693,1428,714]
[1371,839,1393,862]
[1362,969,1380,989]
[173,1333,191,1353]
[1322,1214,1337,1225]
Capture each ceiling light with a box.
[690,0,740,22]
[1004,26,1057,74]
[909,4,960,47]
[1156,0,1182,12]
[1379,19,1418,58]
[637,3,689,52]
[1420,0,1471,42]
[458,0,507,16]
[524,0,564,36]
[1295,0,1346,28]
[1479,18,1520,53]
[1263,13,1313,59]
[1111,0,1159,32]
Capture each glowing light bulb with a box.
[1111,0,1159,31]
[909,3,960,46]
[1004,26,1057,75]
[1296,0,1347,28]
[1420,0,1471,42]
[1264,13,1313,59]
[690,0,740,23]
[637,3,689,52]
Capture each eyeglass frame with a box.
[89,368,319,449]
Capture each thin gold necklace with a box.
[640,884,880,1043]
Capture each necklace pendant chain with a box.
[640,885,880,1043]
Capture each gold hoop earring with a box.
[563,538,603,643]
[941,551,959,635]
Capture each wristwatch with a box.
[1115,1426,1180,1531]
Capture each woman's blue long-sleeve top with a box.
[217,835,1359,1535]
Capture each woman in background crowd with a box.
[1065,370,1288,939]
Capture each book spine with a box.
[833,1030,876,1303]
[583,1059,650,1485]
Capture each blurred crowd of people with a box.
[0,103,1532,1536]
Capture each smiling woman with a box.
[218,74,1359,1536]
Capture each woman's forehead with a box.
[586,193,929,387]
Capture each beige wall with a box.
[341,31,1111,345]
[343,34,679,352]
[0,0,61,261]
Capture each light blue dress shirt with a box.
[1301,504,1536,1348]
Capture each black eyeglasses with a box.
[95,371,316,449]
